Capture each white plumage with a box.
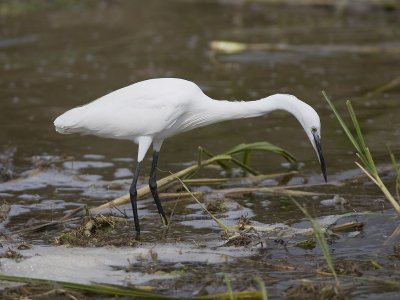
[54,78,327,235]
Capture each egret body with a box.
[54,78,327,235]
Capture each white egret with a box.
[54,78,327,235]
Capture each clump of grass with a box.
[323,91,400,214]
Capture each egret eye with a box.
[311,127,317,133]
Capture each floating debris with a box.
[320,195,348,206]
[347,231,361,238]
[210,40,400,55]
[330,221,364,233]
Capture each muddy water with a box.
[1,1,400,299]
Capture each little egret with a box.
[54,78,327,235]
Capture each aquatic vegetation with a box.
[323,92,400,215]
[92,141,296,211]
[254,277,268,300]
[292,198,338,284]
[0,274,265,299]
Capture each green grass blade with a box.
[223,274,235,300]
[242,150,251,166]
[0,274,176,299]
[388,146,400,200]
[291,198,338,284]
[174,175,231,234]
[356,162,400,214]
[322,91,364,158]
[224,142,296,164]
[389,148,399,173]
[324,91,400,216]
[230,157,260,175]
[197,146,203,167]
[364,147,378,177]
[355,162,380,185]
[346,100,368,158]
[200,146,260,175]
[199,146,231,170]
[346,100,375,173]
[254,277,268,300]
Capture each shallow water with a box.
[1,1,400,299]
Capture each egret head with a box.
[294,99,327,182]
[309,125,327,182]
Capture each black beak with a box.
[313,132,327,182]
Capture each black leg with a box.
[129,161,141,235]
[149,151,168,226]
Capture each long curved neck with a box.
[196,94,302,127]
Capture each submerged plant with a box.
[323,92,400,214]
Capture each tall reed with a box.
[323,92,400,214]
